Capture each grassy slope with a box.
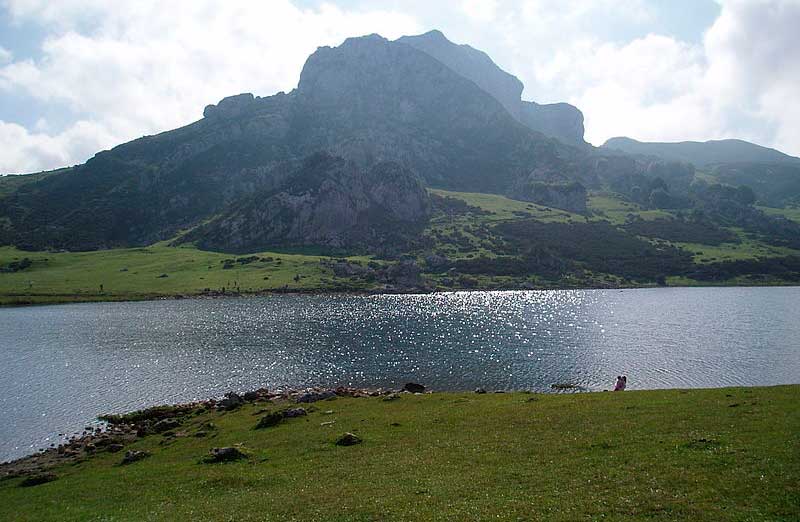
[1,386,797,521]
[0,244,376,305]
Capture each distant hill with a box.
[602,137,800,167]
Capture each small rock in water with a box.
[402,383,426,394]
[335,432,362,446]
[205,447,248,463]
[19,473,58,487]
[121,450,150,465]
[256,411,284,429]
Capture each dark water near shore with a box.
[2,287,800,461]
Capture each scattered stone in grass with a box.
[252,408,271,416]
[321,421,336,427]
[322,410,334,415]
[153,418,181,433]
[157,273,168,278]
[204,447,248,463]
[474,388,487,394]
[729,403,740,408]
[335,433,362,446]
[255,411,284,429]
[106,443,125,453]
[685,438,721,450]
[194,431,208,438]
[121,450,151,465]
[283,407,308,418]
[382,393,401,401]
[402,383,425,394]
[19,473,57,487]
[390,422,401,427]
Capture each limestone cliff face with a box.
[398,30,587,148]
[519,101,586,149]
[190,153,431,253]
[398,30,524,120]
[291,33,564,194]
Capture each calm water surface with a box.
[1,287,799,461]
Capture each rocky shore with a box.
[0,384,430,480]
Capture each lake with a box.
[2,286,799,461]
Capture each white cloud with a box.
[0,119,115,174]
[460,0,498,22]
[0,46,11,64]
[494,0,800,155]
[0,0,421,173]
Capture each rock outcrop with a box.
[188,153,431,253]
[520,101,586,149]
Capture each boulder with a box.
[255,412,284,429]
[218,392,244,410]
[335,433,362,446]
[295,390,337,403]
[19,473,58,487]
[121,450,150,465]
[283,408,308,418]
[205,447,248,463]
[402,382,426,394]
[153,418,181,433]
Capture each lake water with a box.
[1,287,799,461]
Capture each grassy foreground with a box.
[1,386,798,521]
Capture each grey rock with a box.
[283,407,308,418]
[153,418,181,433]
[295,390,337,403]
[256,412,284,429]
[205,447,247,463]
[218,392,244,411]
[335,432,362,446]
[19,473,58,487]
[402,382,426,394]
[121,450,150,465]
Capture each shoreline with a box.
[2,280,799,307]
[2,382,796,473]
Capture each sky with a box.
[0,0,798,174]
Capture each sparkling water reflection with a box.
[1,287,799,460]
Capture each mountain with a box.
[398,30,587,147]
[0,32,584,253]
[602,137,800,166]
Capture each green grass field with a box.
[758,206,800,224]
[0,386,797,521]
[0,245,376,305]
